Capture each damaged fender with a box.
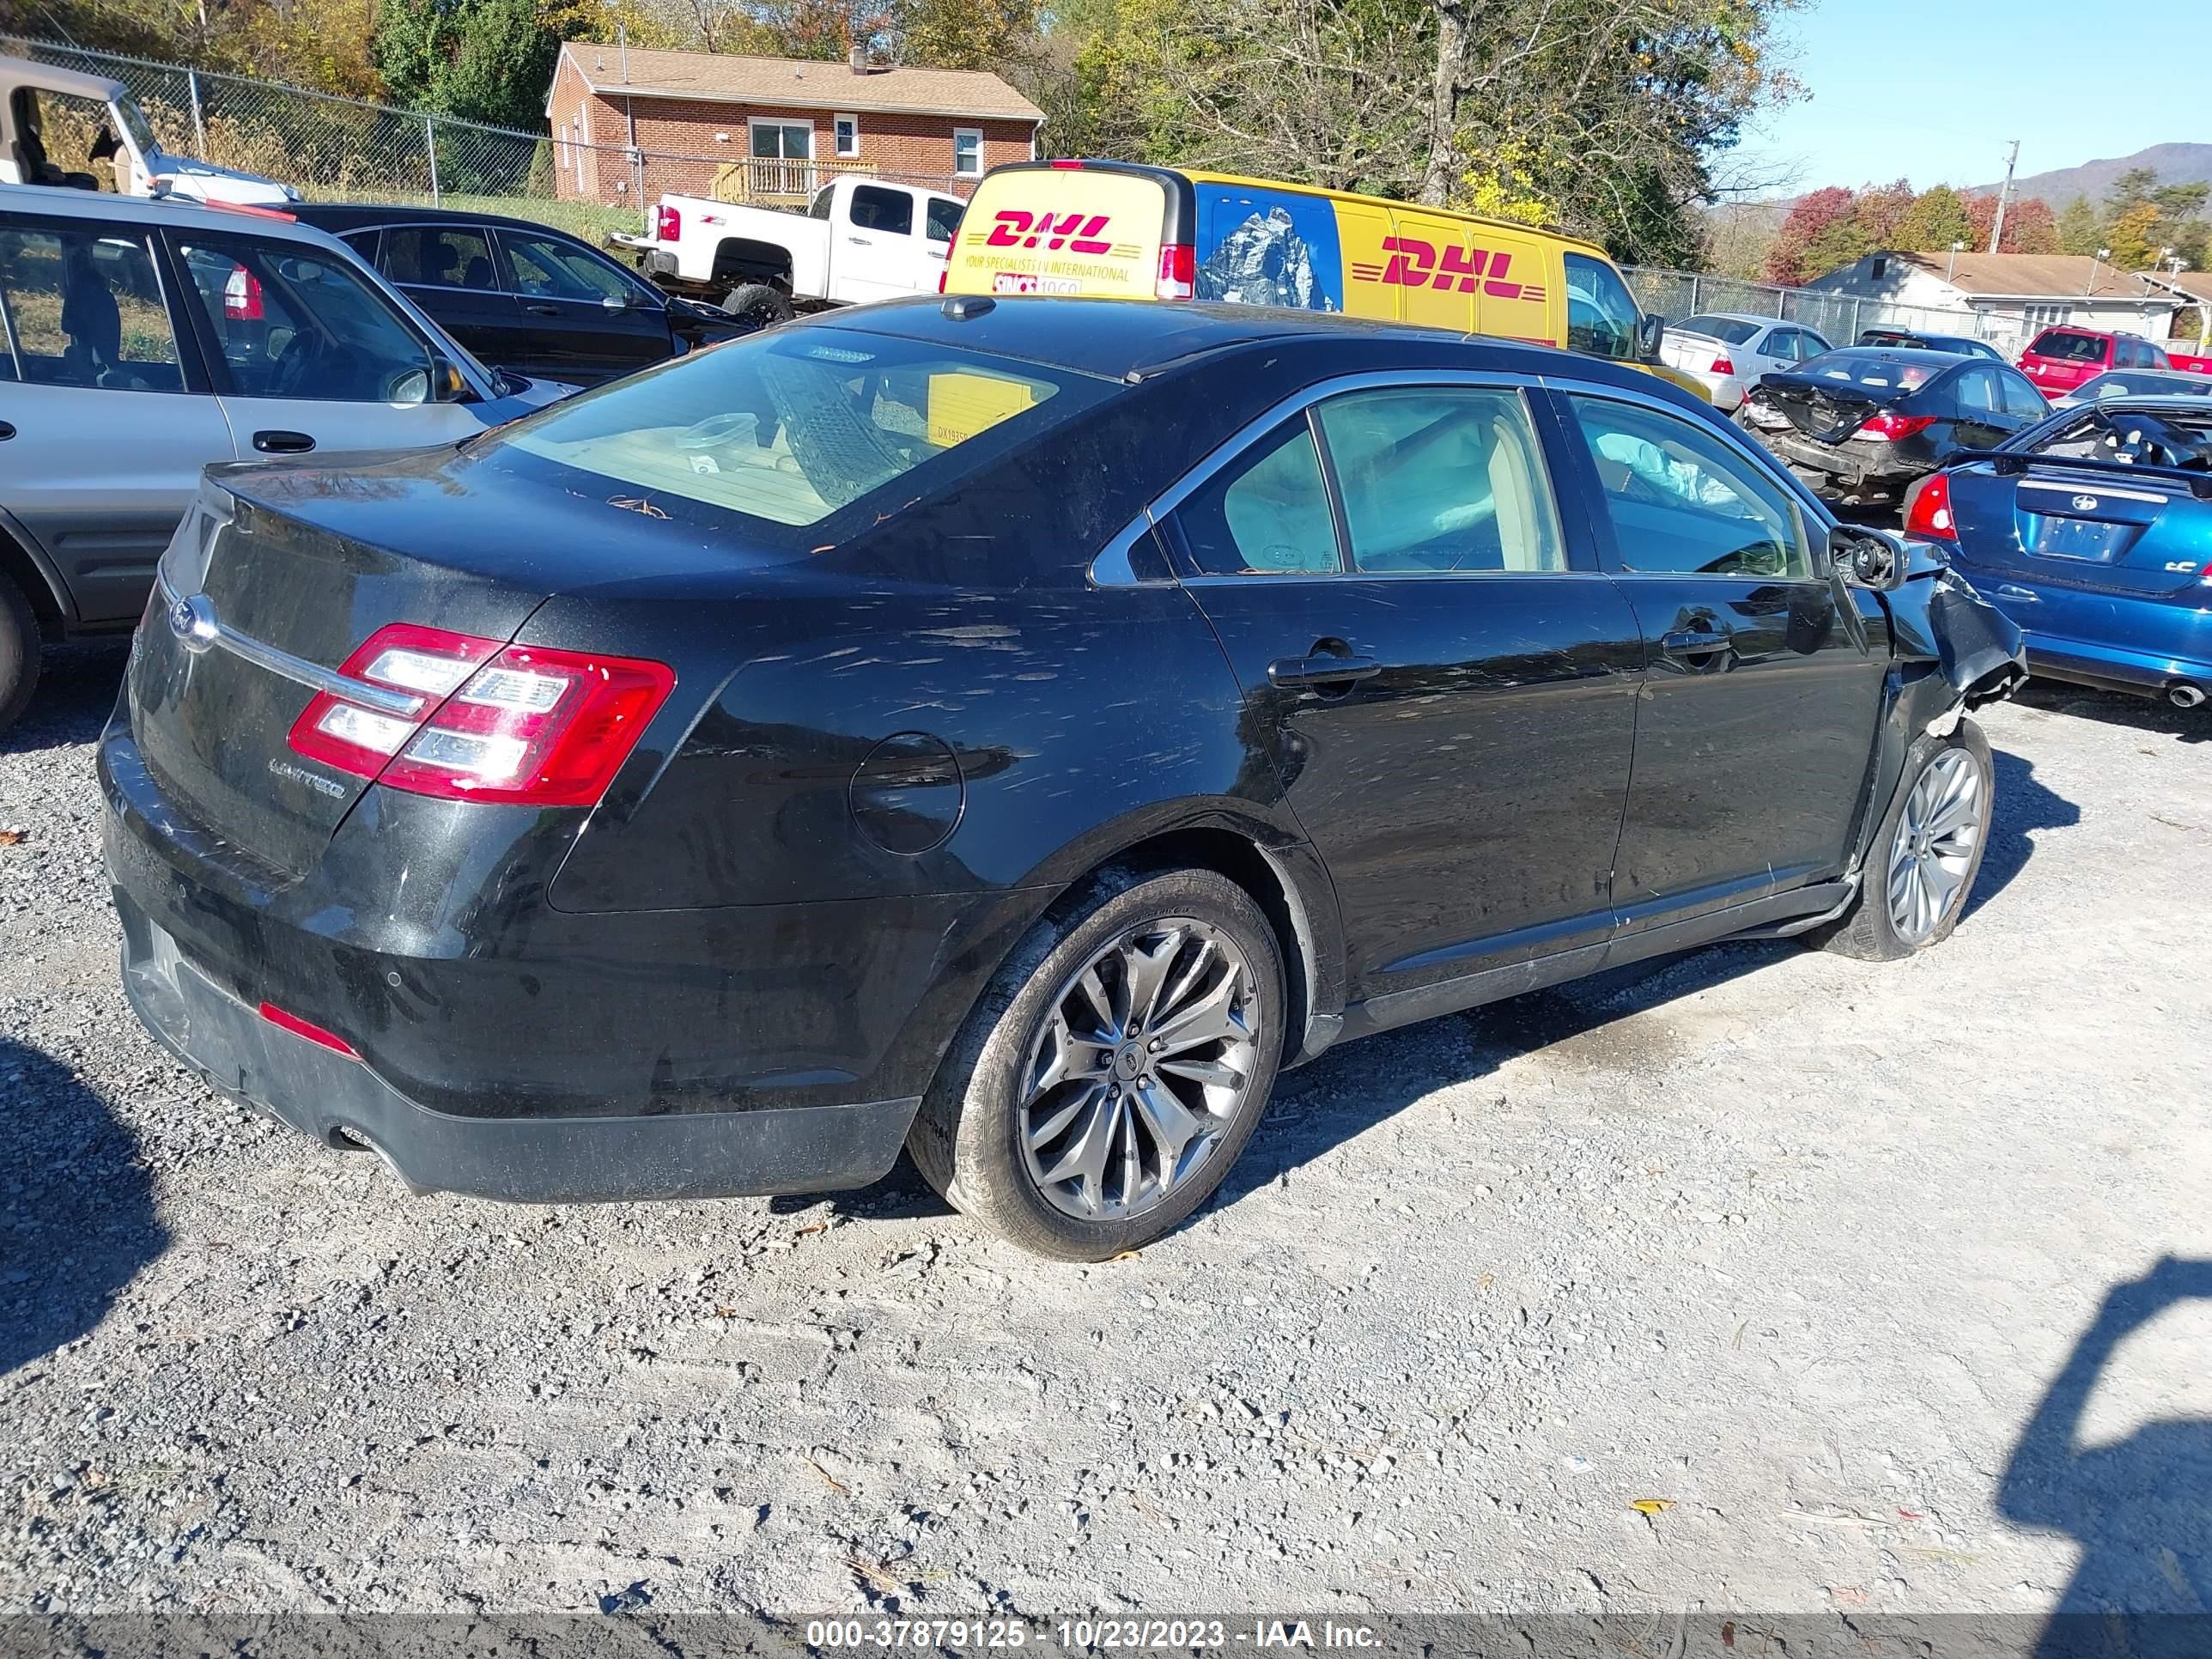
[1881,541,2031,710]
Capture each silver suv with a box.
[0,185,569,732]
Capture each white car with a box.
[617,175,966,327]
[0,55,298,208]
[1658,313,1833,410]
[0,185,571,732]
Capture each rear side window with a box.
[926,198,963,245]
[1679,314,1761,346]
[501,329,1103,530]
[1566,396,1813,580]
[1314,387,1564,574]
[0,224,181,391]
[851,186,914,237]
[1174,418,1339,576]
[2031,331,2108,363]
[380,225,498,290]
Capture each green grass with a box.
[312,189,644,246]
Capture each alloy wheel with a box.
[1018,918,1261,1223]
[1887,748,1984,944]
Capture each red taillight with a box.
[1710,353,1735,376]
[655,204,681,242]
[1905,471,1957,541]
[223,265,264,320]
[259,1001,361,1060]
[1851,410,1939,442]
[286,623,675,808]
[1157,242,1195,301]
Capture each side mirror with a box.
[1831,524,1909,592]
[1638,313,1667,362]
[601,295,628,310]
[429,354,471,403]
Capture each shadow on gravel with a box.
[2013,679,2210,745]
[769,1150,952,1225]
[1966,747,2082,921]
[2000,1257,2212,1652]
[0,1037,167,1375]
[0,641,129,756]
[1217,940,1788,1211]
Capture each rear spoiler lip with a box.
[1965,450,2212,499]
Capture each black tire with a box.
[720,283,794,329]
[0,569,42,738]
[908,867,1287,1261]
[1804,718,1993,962]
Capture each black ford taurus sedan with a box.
[102,299,2025,1259]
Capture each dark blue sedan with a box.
[1905,396,2212,709]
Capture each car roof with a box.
[808,295,1689,398]
[291,201,593,243]
[0,56,129,101]
[0,183,341,241]
[1829,345,1968,365]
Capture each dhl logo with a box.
[1348,240,1545,302]
[983,209,1136,258]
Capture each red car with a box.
[2016,327,2171,398]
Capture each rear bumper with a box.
[1753,429,1919,497]
[1952,559,2212,696]
[118,892,917,1200]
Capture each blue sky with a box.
[1733,0,2205,198]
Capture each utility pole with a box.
[1988,139,2021,253]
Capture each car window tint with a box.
[925,197,963,245]
[381,226,498,291]
[506,232,634,303]
[177,235,435,404]
[1563,253,1640,362]
[1568,396,1812,580]
[1315,388,1564,574]
[1954,367,2001,413]
[2000,371,2048,417]
[0,225,182,392]
[1798,331,1832,359]
[851,186,915,237]
[1175,418,1339,576]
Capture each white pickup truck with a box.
[616,175,967,327]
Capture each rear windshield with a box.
[2029,331,2108,363]
[498,328,1109,528]
[2073,371,2212,400]
[1677,315,1762,345]
[1801,350,1937,392]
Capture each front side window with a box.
[851,185,914,237]
[1562,252,1640,362]
[177,234,434,404]
[1953,367,2001,414]
[0,224,181,391]
[380,225,497,291]
[505,231,642,305]
[1567,396,1814,580]
[1999,371,2050,417]
[953,128,983,179]
[1314,387,1564,574]
[500,329,1098,529]
[1174,419,1339,576]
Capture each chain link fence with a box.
[1622,265,2027,357]
[3,37,961,246]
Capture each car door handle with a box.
[0,420,14,441]
[848,235,873,246]
[1993,584,2039,604]
[1267,653,1380,690]
[1659,629,1734,667]
[524,302,561,315]
[252,429,316,454]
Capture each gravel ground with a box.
[3,641,2209,1629]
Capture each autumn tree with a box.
[1898,184,1972,251]
[1762,185,1853,284]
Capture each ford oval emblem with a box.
[168,592,218,653]
[2071,494,2099,512]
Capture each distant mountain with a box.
[1968,143,2212,206]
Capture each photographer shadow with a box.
[1998,1258,2212,1656]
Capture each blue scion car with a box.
[1905,395,2212,709]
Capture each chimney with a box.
[848,45,868,75]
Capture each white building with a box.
[1805,252,2184,355]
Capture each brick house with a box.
[545,42,1043,209]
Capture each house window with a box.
[835,113,860,159]
[749,118,815,192]
[953,127,983,179]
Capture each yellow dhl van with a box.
[942,159,1705,398]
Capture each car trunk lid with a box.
[1756,373,1884,442]
[127,469,553,879]
[1948,459,2212,599]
